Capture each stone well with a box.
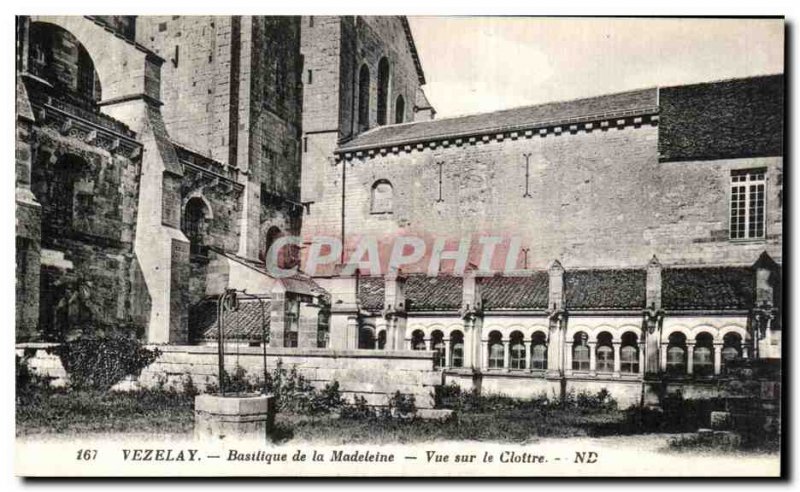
[194,393,275,442]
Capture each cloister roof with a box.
[192,298,271,343]
[565,269,647,311]
[356,264,761,315]
[405,275,463,311]
[481,273,549,310]
[662,266,754,311]
[357,276,385,311]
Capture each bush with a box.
[340,395,376,420]
[16,353,50,403]
[182,375,199,398]
[434,382,463,409]
[211,361,345,416]
[388,391,417,417]
[221,365,260,394]
[50,335,161,391]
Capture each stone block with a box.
[710,411,732,430]
[417,408,454,421]
[194,393,275,442]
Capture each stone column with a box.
[546,260,565,378]
[644,256,663,376]
[323,274,358,349]
[686,342,695,375]
[613,341,621,377]
[463,319,473,368]
[564,341,573,376]
[638,341,646,374]
[588,341,597,376]
[503,339,510,371]
[713,342,723,375]
[346,316,359,349]
[481,339,488,369]
[426,337,432,351]
[383,273,407,350]
[298,302,321,348]
[443,338,450,368]
[524,340,532,371]
[15,84,42,341]
[660,344,668,371]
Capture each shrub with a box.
[388,391,417,417]
[309,381,345,415]
[340,395,376,420]
[221,365,260,394]
[182,375,199,397]
[573,388,617,412]
[16,353,50,402]
[212,361,345,416]
[50,335,161,391]
[434,382,463,409]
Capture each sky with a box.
[407,17,784,118]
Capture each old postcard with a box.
[14,14,784,477]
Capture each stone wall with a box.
[136,16,239,165]
[17,343,441,408]
[301,15,426,231]
[445,372,724,409]
[306,122,781,271]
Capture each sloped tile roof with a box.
[565,269,647,310]
[481,273,549,310]
[659,74,783,162]
[662,267,754,310]
[337,88,657,152]
[358,276,385,311]
[406,275,463,311]
[191,298,271,342]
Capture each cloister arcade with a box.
[357,316,753,379]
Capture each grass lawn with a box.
[275,409,627,444]
[17,386,630,443]
[17,387,195,437]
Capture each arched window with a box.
[263,225,282,265]
[411,329,426,350]
[395,95,405,124]
[694,332,714,377]
[572,332,590,371]
[620,332,640,374]
[376,57,390,126]
[370,180,393,214]
[431,330,445,367]
[721,332,742,374]
[377,329,386,350]
[184,197,209,256]
[450,330,464,368]
[596,332,614,373]
[77,44,101,104]
[531,332,547,370]
[29,22,102,107]
[488,331,504,369]
[510,331,526,369]
[357,64,370,132]
[666,332,687,375]
[358,324,376,349]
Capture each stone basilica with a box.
[15,16,782,405]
